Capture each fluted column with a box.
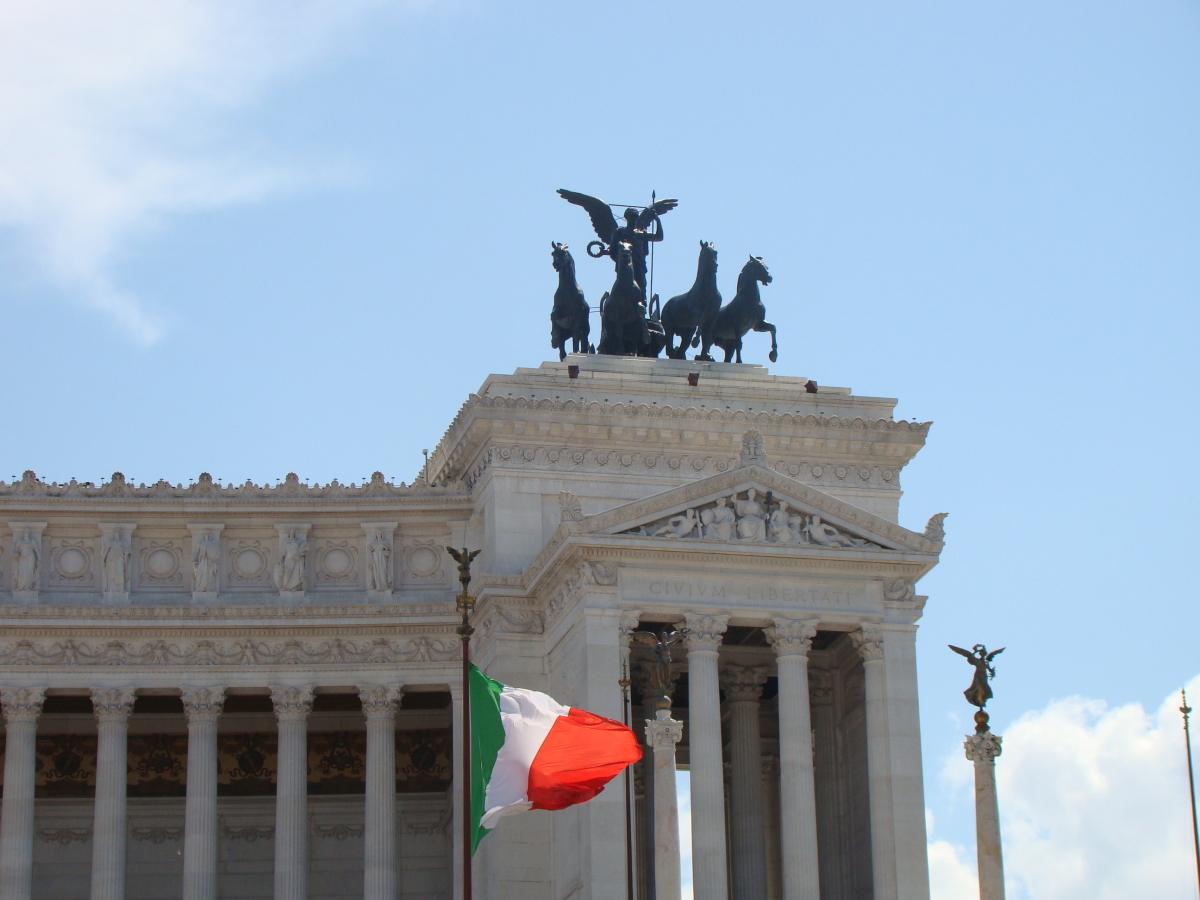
[966,732,1005,900]
[721,665,769,900]
[645,711,684,900]
[682,613,729,900]
[765,618,821,900]
[359,685,401,900]
[181,687,224,900]
[0,687,45,900]
[618,611,641,900]
[633,663,664,900]
[271,686,314,900]
[90,687,136,900]
[852,626,897,900]
[809,669,842,900]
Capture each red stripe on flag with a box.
[526,708,642,811]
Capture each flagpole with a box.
[1181,689,1200,899]
[450,548,479,900]
[620,659,634,900]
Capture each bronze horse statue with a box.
[660,241,720,360]
[712,255,777,363]
[549,242,591,360]
[596,243,650,355]
[638,294,666,358]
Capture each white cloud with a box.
[936,679,1200,900]
[0,0,391,341]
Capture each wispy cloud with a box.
[0,0,390,342]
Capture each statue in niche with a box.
[735,489,768,542]
[768,501,795,543]
[12,527,40,591]
[101,533,129,592]
[653,508,698,539]
[701,497,736,541]
[192,530,219,592]
[366,532,392,592]
[272,529,307,592]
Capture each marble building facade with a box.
[0,355,943,900]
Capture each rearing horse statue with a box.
[660,241,720,360]
[549,242,591,360]
[711,255,777,363]
[596,243,649,355]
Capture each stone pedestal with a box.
[966,732,1005,900]
[359,685,401,900]
[271,686,314,900]
[90,687,137,900]
[0,687,45,900]
[683,614,730,900]
[646,711,684,900]
[182,687,224,900]
[722,664,770,900]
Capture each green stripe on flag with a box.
[469,663,506,854]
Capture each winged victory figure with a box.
[949,644,1005,709]
[557,189,679,291]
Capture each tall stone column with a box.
[90,687,136,900]
[809,668,844,900]
[760,756,782,900]
[271,686,314,900]
[0,687,45,900]
[645,711,684,900]
[965,732,1005,900]
[359,685,401,900]
[181,687,225,900]
[633,663,666,900]
[765,618,821,900]
[852,626,897,900]
[721,665,770,900]
[682,613,730,900]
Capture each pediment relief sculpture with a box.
[621,489,882,549]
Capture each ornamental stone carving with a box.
[361,523,397,593]
[580,560,618,586]
[91,686,137,721]
[270,685,314,721]
[39,828,91,845]
[98,523,135,597]
[358,684,401,719]
[682,613,729,653]
[618,609,643,646]
[314,824,364,841]
[739,429,767,466]
[925,512,948,542]
[964,731,1002,763]
[130,827,183,843]
[222,826,273,843]
[181,686,225,722]
[476,605,544,641]
[645,712,684,750]
[765,618,817,657]
[272,525,309,593]
[1,686,46,722]
[559,491,586,523]
[721,665,769,702]
[187,524,223,595]
[851,625,885,662]
[882,578,916,602]
[9,522,46,595]
[809,669,834,706]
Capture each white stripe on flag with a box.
[480,686,570,829]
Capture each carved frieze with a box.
[315,540,357,586]
[402,539,445,584]
[138,541,183,588]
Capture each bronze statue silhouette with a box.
[629,627,683,712]
[949,644,1005,709]
[711,255,777,363]
[549,242,591,360]
[638,293,666,358]
[556,189,678,292]
[596,243,650,356]
[661,241,721,360]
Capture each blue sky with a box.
[2,2,1198,896]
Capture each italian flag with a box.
[469,663,641,852]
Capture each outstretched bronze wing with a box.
[445,547,481,567]
[948,645,974,661]
[557,189,619,245]
[985,647,1006,662]
[636,197,678,230]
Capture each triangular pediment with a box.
[572,465,939,555]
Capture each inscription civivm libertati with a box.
[642,578,863,609]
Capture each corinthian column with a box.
[359,685,401,900]
[0,687,45,900]
[965,732,1005,900]
[271,686,314,900]
[645,711,684,900]
[852,626,897,900]
[181,687,224,900]
[809,669,843,900]
[765,618,821,900]
[721,665,769,900]
[90,687,136,900]
[682,613,729,900]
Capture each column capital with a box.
[618,609,643,647]
[1,686,46,723]
[645,713,684,750]
[91,687,136,722]
[682,613,729,652]
[964,731,1003,764]
[765,617,818,658]
[720,664,769,702]
[270,686,314,722]
[358,685,401,720]
[181,686,225,723]
[851,624,885,661]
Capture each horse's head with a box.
[745,254,772,285]
[551,241,571,272]
[699,240,718,273]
